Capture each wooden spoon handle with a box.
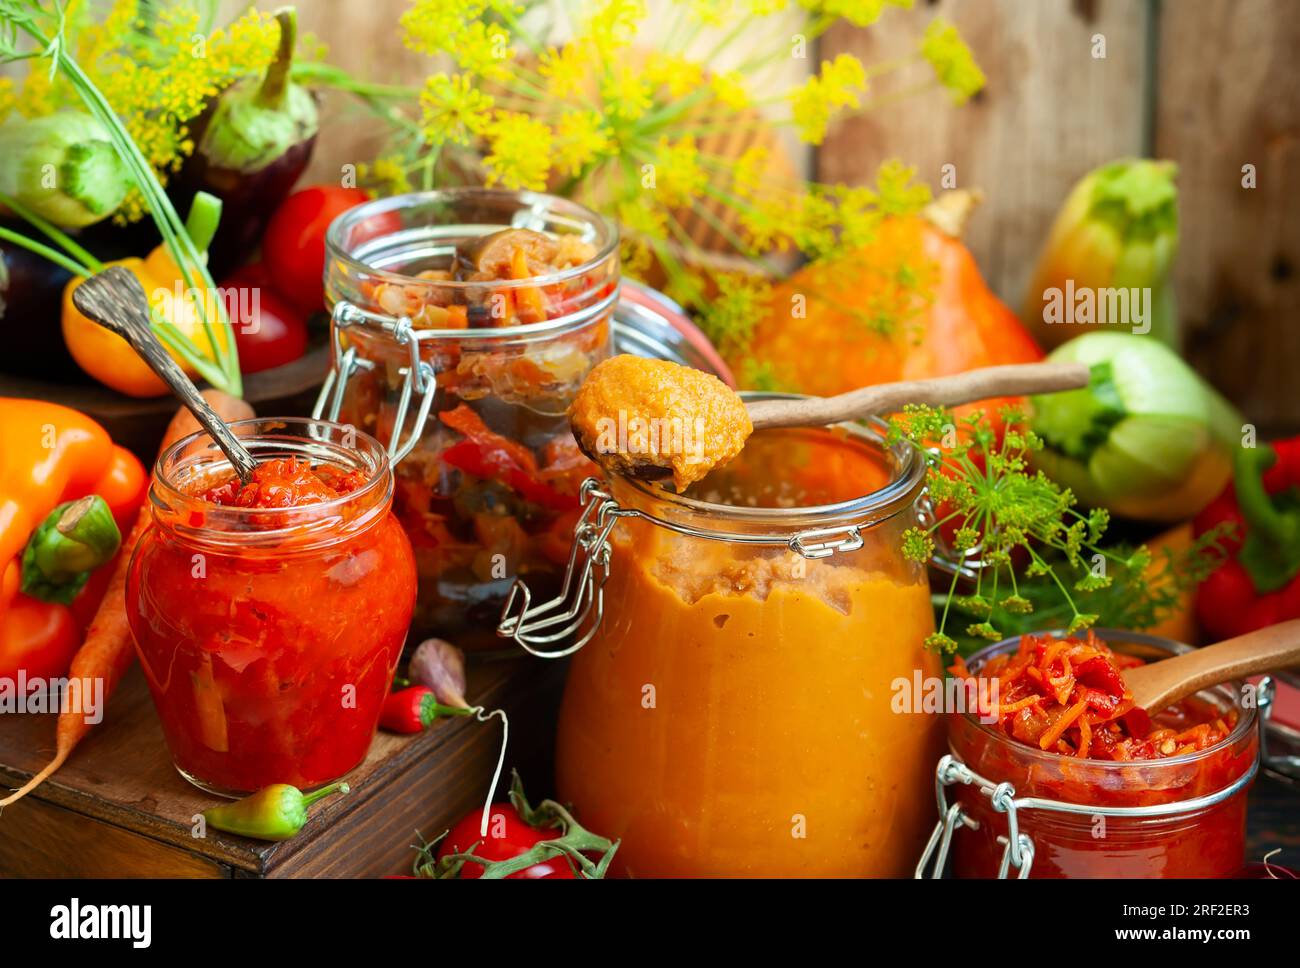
[1125,619,1300,713]
[744,362,1091,431]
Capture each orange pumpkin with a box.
[740,191,1044,424]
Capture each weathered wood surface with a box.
[0,659,565,878]
[1156,0,1300,437]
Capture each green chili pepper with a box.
[203,781,350,841]
[20,495,121,604]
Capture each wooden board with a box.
[1155,0,1300,437]
[819,0,1151,311]
[0,659,566,878]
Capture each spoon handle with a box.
[1126,619,1300,713]
[744,362,1092,431]
[71,265,258,483]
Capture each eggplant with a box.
[177,7,318,277]
[0,230,83,382]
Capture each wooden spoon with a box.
[71,265,259,483]
[575,360,1090,487]
[742,361,1089,431]
[1124,619,1300,714]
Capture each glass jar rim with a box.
[325,187,620,295]
[611,394,928,543]
[958,628,1258,771]
[152,418,393,546]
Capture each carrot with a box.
[0,391,254,808]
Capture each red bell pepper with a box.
[438,405,579,511]
[1194,437,1300,640]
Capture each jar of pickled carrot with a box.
[917,631,1259,879]
[127,418,416,796]
[501,408,945,876]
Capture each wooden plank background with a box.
[292,0,1297,434]
[820,0,1299,435]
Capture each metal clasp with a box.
[497,478,630,658]
[313,299,437,465]
[915,754,1033,879]
[789,525,863,560]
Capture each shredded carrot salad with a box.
[951,632,1238,761]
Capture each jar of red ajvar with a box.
[917,630,1259,879]
[127,418,416,796]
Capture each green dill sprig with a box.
[888,404,1163,654]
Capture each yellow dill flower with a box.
[710,71,750,110]
[920,18,985,103]
[482,111,553,190]
[699,273,774,356]
[402,0,520,82]
[789,53,867,144]
[421,73,494,147]
[600,65,654,122]
[800,0,913,27]
[585,0,645,56]
[0,77,16,123]
[555,110,616,176]
[688,0,734,27]
[731,145,770,202]
[736,198,788,252]
[538,44,588,100]
[620,237,656,277]
[616,197,669,239]
[747,0,790,15]
[663,270,709,311]
[90,4,279,221]
[865,157,932,215]
[644,52,704,100]
[652,136,709,208]
[358,157,413,197]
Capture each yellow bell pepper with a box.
[62,244,231,398]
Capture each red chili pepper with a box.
[1194,437,1300,640]
[438,405,579,511]
[380,685,472,734]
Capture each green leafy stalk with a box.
[888,405,1221,653]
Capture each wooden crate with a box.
[0,660,566,878]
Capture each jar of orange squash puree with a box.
[500,403,945,876]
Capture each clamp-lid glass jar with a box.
[320,188,618,650]
[127,419,417,796]
[918,631,1259,879]
[501,408,946,876]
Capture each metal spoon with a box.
[71,265,258,483]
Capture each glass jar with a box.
[919,631,1259,879]
[320,188,618,650]
[127,419,417,796]
[502,409,946,876]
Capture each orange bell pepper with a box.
[61,245,232,398]
[0,398,146,680]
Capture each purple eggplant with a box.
[177,7,317,278]
[0,230,82,382]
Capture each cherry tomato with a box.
[261,186,373,315]
[0,596,79,681]
[221,263,309,373]
[436,804,576,879]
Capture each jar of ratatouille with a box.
[127,419,416,796]
[916,630,1260,879]
[498,404,947,876]
[319,188,618,650]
